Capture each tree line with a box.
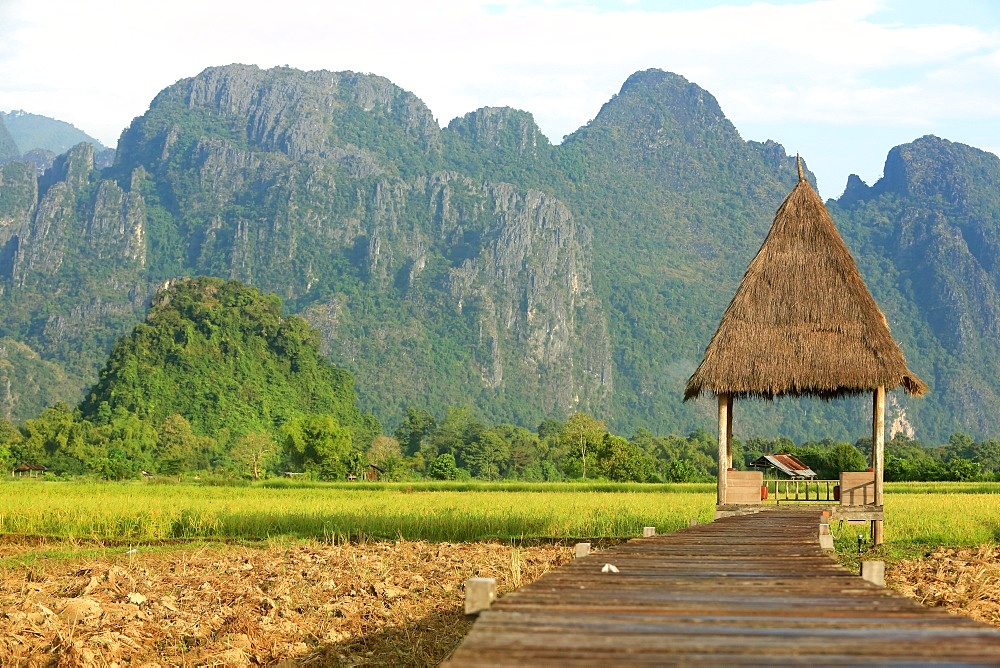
[2,402,996,483]
[2,278,995,484]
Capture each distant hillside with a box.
[0,115,18,160]
[0,110,106,155]
[0,65,996,443]
[554,70,807,432]
[0,337,83,422]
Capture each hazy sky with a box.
[1,0,997,198]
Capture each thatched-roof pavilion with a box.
[685,158,926,543]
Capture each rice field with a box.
[2,479,995,664]
[0,479,716,544]
[0,479,996,548]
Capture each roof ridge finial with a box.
[796,154,805,181]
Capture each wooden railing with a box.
[765,479,838,504]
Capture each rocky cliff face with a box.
[301,172,611,420]
[121,65,442,169]
[0,160,37,285]
[447,107,552,166]
[0,141,150,419]
[0,337,80,422]
[443,179,610,410]
[557,69,818,434]
[103,65,611,425]
[16,144,147,284]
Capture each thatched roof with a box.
[684,159,927,401]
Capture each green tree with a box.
[95,446,141,480]
[562,412,607,479]
[537,418,564,442]
[230,432,277,479]
[664,459,702,482]
[537,418,568,475]
[98,407,157,474]
[948,432,975,454]
[970,439,1000,474]
[741,436,770,468]
[428,452,459,480]
[394,408,436,456]
[367,435,407,479]
[156,414,202,475]
[940,433,1000,475]
[345,450,369,479]
[883,434,926,461]
[884,454,911,482]
[17,403,95,475]
[493,424,542,480]
[649,432,715,481]
[825,442,868,476]
[463,431,509,480]
[429,406,485,462]
[81,277,364,445]
[946,458,982,481]
[596,434,656,482]
[0,419,20,472]
[281,414,353,480]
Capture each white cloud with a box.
[0,0,997,194]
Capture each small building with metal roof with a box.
[750,454,816,479]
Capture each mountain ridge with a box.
[0,65,995,443]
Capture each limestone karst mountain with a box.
[0,65,996,442]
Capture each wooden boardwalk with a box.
[446,509,1000,666]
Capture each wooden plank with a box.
[446,509,1000,665]
[831,506,885,521]
[840,471,875,506]
[726,470,763,504]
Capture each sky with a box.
[1,0,998,198]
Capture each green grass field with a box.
[0,479,716,543]
[0,480,996,552]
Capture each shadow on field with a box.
[169,509,561,543]
[303,605,473,666]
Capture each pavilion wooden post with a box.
[872,386,885,545]
[717,393,732,506]
[726,396,734,470]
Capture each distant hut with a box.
[348,464,385,481]
[684,158,926,543]
[750,454,816,479]
[12,463,47,478]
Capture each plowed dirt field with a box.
[0,540,571,666]
[2,539,998,666]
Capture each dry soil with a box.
[2,539,998,666]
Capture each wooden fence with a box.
[765,478,838,503]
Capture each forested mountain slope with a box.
[0,64,996,443]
